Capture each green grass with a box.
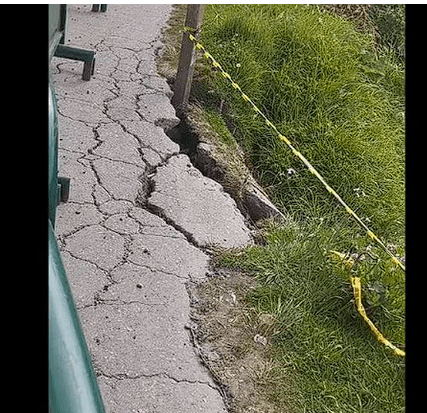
[216,218,405,412]
[190,4,405,412]
[195,4,404,240]
[369,4,405,64]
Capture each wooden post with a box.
[172,4,206,117]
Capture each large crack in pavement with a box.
[52,5,255,413]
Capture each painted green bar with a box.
[49,220,106,413]
[49,6,106,410]
[54,45,95,63]
[48,83,59,227]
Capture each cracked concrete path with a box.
[51,5,253,412]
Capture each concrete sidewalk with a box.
[52,5,252,412]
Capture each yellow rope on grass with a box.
[351,276,405,357]
[329,250,405,357]
[185,27,405,357]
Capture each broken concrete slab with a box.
[193,140,285,222]
[79,302,214,383]
[51,66,117,107]
[55,203,104,238]
[140,74,174,98]
[98,199,134,216]
[148,154,253,249]
[57,116,98,154]
[105,95,141,122]
[102,262,189,306]
[52,5,234,412]
[92,157,146,201]
[104,213,140,235]
[93,123,144,166]
[58,151,98,204]
[59,251,110,309]
[128,207,188,239]
[64,224,125,272]
[98,374,227,413]
[56,97,111,125]
[121,120,180,167]
[137,93,180,131]
[128,232,210,280]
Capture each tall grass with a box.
[192,4,405,412]
[196,4,404,242]
[217,215,405,412]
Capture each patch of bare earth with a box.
[186,268,299,413]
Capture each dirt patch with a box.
[186,268,299,413]
[320,4,380,46]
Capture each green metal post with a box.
[48,83,59,227]
[92,5,108,12]
[54,45,96,81]
[49,221,106,413]
[50,5,96,80]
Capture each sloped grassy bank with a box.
[161,4,405,412]
[194,4,405,412]
[196,4,404,241]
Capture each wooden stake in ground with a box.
[172,4,205,117]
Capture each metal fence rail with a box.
[49,222,107,412]
[49,5,107,411]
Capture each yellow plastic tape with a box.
[328,251,405,357]
[329,250,355,268]
[351,277,405,357]
[185,28,405,272]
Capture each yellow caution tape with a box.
[329,250,356,268]
[186,28,405,357]
[351,277,405,357]
[328,251,404,357]
[184,28,405,272]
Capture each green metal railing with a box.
[49,4,96,81]
[49,221,106,413]
[49,5,107,412]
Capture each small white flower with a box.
[353,187,367,198]
[236,63,241,68]
[287,168,296,178]
[351,252,366,262]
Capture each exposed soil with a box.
[321,4,378,37]
[186,268,299,413]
